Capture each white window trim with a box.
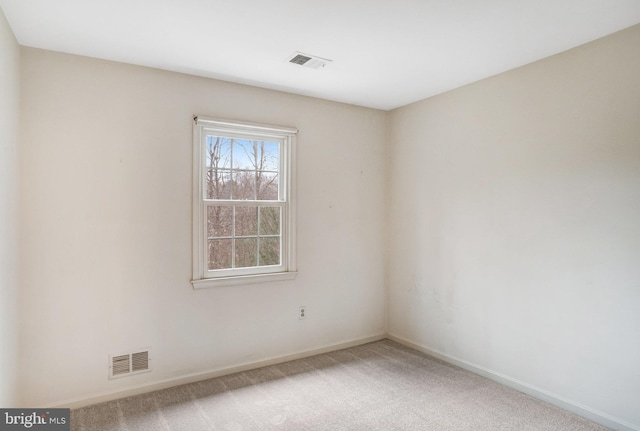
[191,116,298,288]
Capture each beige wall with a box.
[19,48,388,406]
[0,7,20,407]
[388,25,640,428]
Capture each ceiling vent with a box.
[287,52,331,69]
[109,349,150,379]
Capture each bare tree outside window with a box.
[205,136,281,270]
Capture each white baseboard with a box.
[387,333,639,431]
[50,333,386,410]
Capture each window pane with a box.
[261,141,279,172]
[206,136,231,169]
[259,207,280,236]
[235,238,257,268]
[232,139,257,170]
[232,171,256,200]
[207,206,232,237]
[208,239,232,270]
[257,172,278,200]
[259,238,280,266]
[206,169,231,199]
[206,136,232,199]
[235,206,257,236]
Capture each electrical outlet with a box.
[299,306,306,320]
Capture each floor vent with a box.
[109,349,150,379]
[287,51,331,69]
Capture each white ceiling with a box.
[1,0,639,110]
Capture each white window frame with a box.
[191,116,297,288]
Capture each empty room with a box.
[1,0,639,430]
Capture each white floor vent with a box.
[109,349,150,379]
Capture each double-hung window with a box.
[192,116,297,288]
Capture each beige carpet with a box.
[71,340,608,430]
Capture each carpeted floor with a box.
[71,340,609,430]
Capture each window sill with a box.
[191,271,297,289]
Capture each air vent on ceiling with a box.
[287,52,332,69]
[109,349,150,379]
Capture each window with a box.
[192,116,297,288]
